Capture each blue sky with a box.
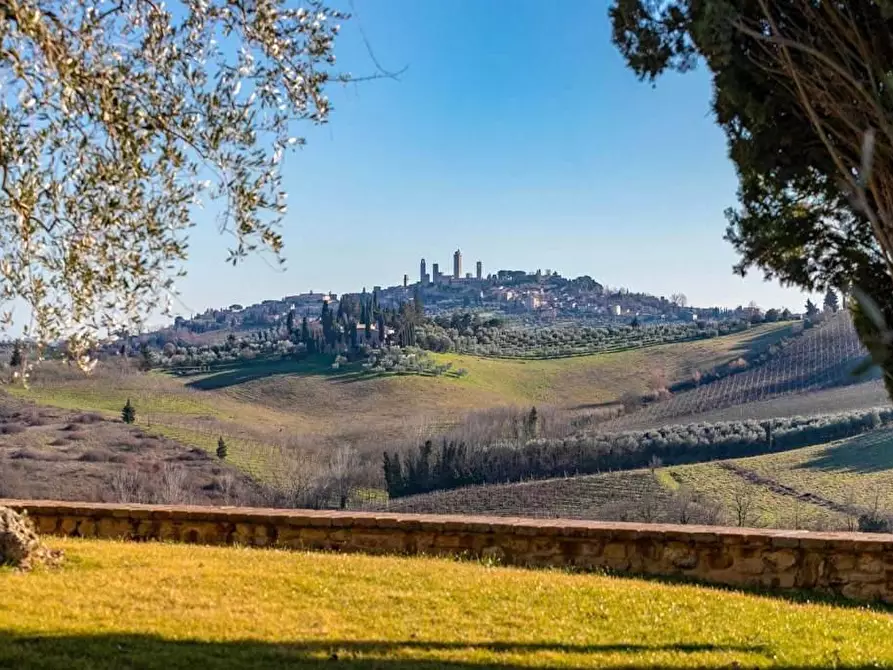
[177,0,815,319]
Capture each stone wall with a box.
[4,499,893,602]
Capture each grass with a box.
[4,537,893,668]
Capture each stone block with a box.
[857,554,886,575]
[602,542,627,561]
[157,522,180,542]
[35,515,58,535]
[663,543,698,570]
[59,517,80,536]
[298,528,330,545]
[705,550,734,571]
[763,549,798,572]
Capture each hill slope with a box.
[610,314,879,430]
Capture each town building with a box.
[453,249,462,279]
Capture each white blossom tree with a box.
[0,0,347,370]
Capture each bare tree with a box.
[156,463,190,506]
[670,293,688,308]
[328,445,360,509]
[635,490,659,524]
[731,483,756,528]
[267,445,328,509]
[109,467,145,504]
[648,455,663,475]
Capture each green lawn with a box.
[3,538,893,669]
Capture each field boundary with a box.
[5,498,893,603]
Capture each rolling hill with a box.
[7,321,794,471]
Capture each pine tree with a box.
[216,436,228,460]
[121,398,136,424]
[9,340,22,368]
[805,299,819,318]
[823,288,840,314]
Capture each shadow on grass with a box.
[0,632,804,669]
[183,357,366,391]
[797,428,893,474]
[732,322,798,352]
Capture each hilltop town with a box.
[157,248,791,345]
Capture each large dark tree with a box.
[609,0,893,398]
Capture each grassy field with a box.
[3,537,893,668]
[5,323,792,478]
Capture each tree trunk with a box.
[850,299,893,403]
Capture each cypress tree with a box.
[823,289,840,314]
[121,398,136,424]
[525,406,538,439]
[216,436,228,460]
[9,340,23,368]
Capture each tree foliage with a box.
[0,0,346,368]
[609,0,893,397]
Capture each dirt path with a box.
[717,461,863,518]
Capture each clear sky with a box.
[175,0,815,320]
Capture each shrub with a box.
[858,513,891,533]
[216,436,228,461]
[73,412,103,425]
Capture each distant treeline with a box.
[383,408,893,498]
[415,313,762,359]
